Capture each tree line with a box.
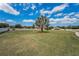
[0,23,9,28]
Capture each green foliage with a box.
[0,23,9,28]
[32,24,35,29]
[8,25,15,31]
[48,26,54,30]
[35,15,49,32]
[15,24,22,28]
[36,15,49,26]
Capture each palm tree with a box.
[35,15,49,32]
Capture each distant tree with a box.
[58,26,79,29]
[15,24,22,28]
[49,26,54,30]
[32,24,35,29]
[71,26,79,29]
[0,23,9,28]
[35,15,49,32]
[24,26,32,29]
[10,25,15,31]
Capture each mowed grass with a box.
[0,30,79,56]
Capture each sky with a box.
[0,3,79,26]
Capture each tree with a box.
[35,15,49,32]
[0,23,9,28]
[32,24,35,29]
[49,26,54,30]
[10,25,15,31]
[15,24,22,28]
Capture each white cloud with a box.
[40,9,51,17]
[59,17,78,23]
[68,12,79,18]
[51,4,68,13]
[40,8,50,15]
[68,12,75,16]
[47,14,51,17]
[49,18,55,22]
[49,22,56,24]
[29,13,33,16]
[31,4,36,10]
[6,19,15,23]
[23,4,30,11]
[40,4,68,15]
[55,13,63,16]
[23,7,29,11]
[23,19,35,23]
[54,12,75,17]
[49,18,60,24]
[49,15,78,24]
[0,3,20,15]
[74,13,79,17]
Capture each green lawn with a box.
[0,30,79,56]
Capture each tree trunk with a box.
[41,25,43,32]
[46,26,49,31]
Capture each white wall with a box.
[0,28,8,32]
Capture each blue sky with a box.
[0,3,79,26]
